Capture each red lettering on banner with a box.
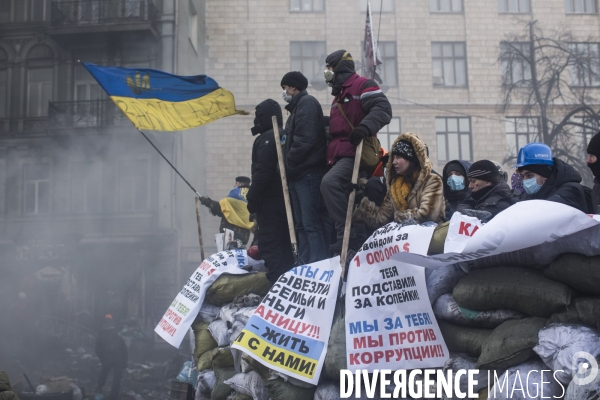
[158,318,177,337]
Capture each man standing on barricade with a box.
[247,99,295,284]
[320,50,392,255]
[514,142,590,213]
[586,131,600,212]
[280,71,328,263]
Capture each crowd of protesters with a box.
[203,48,600,284]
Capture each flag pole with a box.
[369,1,377,80]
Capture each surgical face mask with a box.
[447,175,465,191]
[523,177,542,195]
[281,90,293,103]
[324,69,335,87]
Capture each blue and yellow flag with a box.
[82,62,245,131]
[219,187,253,230]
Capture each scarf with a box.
[390,176,413,211]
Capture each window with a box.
[432,42,467,87]
[378,42,398,86]
[360,0,394,12]
[498,0,530,13]
[119,159,148,212]
[23,163,50,214]
[565,0,597,13]
[430,0,463,13]
[500,42,531,86]
[436,117,472,162]
[188,1,198,51]
[377,117,401,154]
[27,68,53,117]
[290,41,327,82]
[569,43,600,87]
[291,0,324,12]
[505,117,539,157]
[71,163,101,214]
[28,0,47,21]
[74,65,101,101]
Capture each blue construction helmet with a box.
[512,142,555,168]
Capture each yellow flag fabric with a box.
[219,197,254,230]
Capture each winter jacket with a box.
[95,326,128,368]
[247,99,284,213]
[593,180,600,214]
[327,74,392,165]
[204,198,251,244]
[283,90,326,181]
[521,158,588,213]
[353,133,445,228]
[457,182,518,218]
[442,159,471,220]
[0,371,19,400]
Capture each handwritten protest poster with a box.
[345,224,449,372]
[232,257,341,385]
[155,250,263,348]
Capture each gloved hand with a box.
[344,182,361,195]
[247,201,261,214]
[199,196,212,207]
[349,125,369,146]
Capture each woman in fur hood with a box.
[353,132,445,228]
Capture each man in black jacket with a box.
[95,314,127,400]
[281,71,328,263]
[247,99,295,283]
[457,160,517,219]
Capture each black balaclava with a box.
[587,131,600,179]
[251,99,283,136]
[325,50,356,96]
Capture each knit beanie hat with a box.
[518,164,553,178]
[445,161,466,177]
[587,131,600,156]
[468,160,501,183]
[392,140,419,165]
[280,71,308,91]
[235,176,251,186]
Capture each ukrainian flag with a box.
[219,187,254,230]
[82,62,246,131]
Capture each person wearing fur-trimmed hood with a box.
[353,133,445,228]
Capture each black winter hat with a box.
[235,176,251,186]
[445,161,467,177]
[280,71,308,91]
[392,140,419,164]
[325,50,355,73]
[468,160,501,183]
[587,131,600,156]
[251,99,283,136]
[518,164,553,178]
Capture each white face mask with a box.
[281,90,293,103]
[324,69,335,87]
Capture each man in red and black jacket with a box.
[320,49,392,254]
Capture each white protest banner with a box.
[155,249,263,348]
[232,257,341,385]
[391,200,600,270]
[345,223,449,372]
[444,212,484,253]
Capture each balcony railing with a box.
[48,99,130,129]
[51,0,158,27]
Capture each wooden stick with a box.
[195,197,205,261]
[271,116,300,264]
[340,141,364,279]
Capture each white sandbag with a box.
[433,294,525,328]
[564,367,600,400]
[198,303,222,323]
[459,223,600,272]
[487,360,563,399]
[224,371,269,400]
[533,324,600,385]
[269,371,314,389]
[232,307,257,325]
[228,321,245,346]
[196,370,217,397]
[219,305,238,325]
[314,382,341,400]
[440,353,488,399]
[426,264,466,304]
[208,319,230,347]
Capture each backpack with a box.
[336,103,381,172]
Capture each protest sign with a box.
[155,249,262,348]
[345,223,449,372]
[391,200,600,270]
[232,257,341,385]
[444,212,484,253]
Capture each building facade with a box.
[200,0,600,245]
[0,0,208,334]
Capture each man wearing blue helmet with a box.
[514,142,589,213]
